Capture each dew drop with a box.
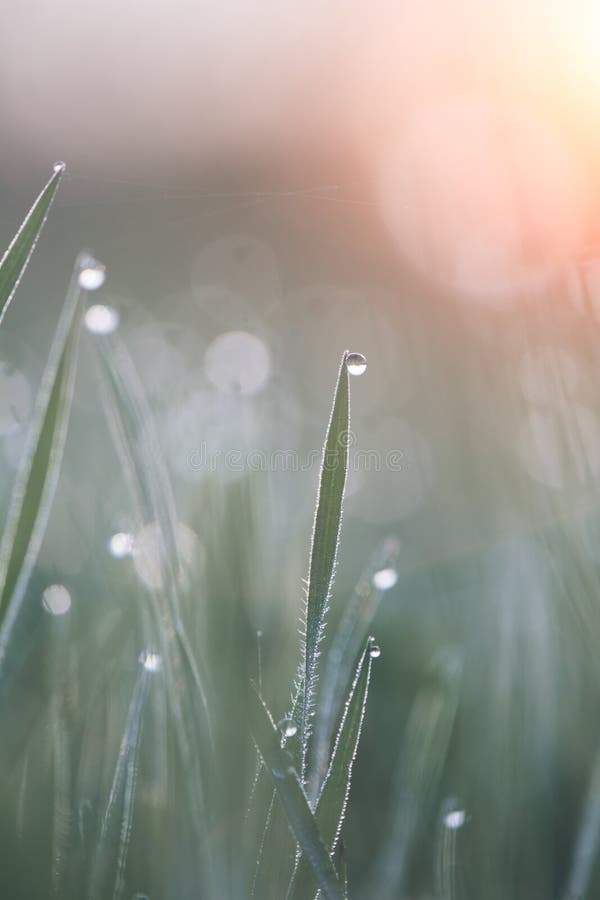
[444,809,467,830]
[369,641,382,659]
[139,651,162,672]
[278,717,297,738]
[372,567,398,591]
[346,352,367,376]
[108,532,134,558]
[78,257,107,291]
[42,584,72,616]
[84,304,119,335]
[53,161,66,174]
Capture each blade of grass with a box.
[250,687,346,900]
[368,647,463,900]
[434,797,463,900]
[0,163,65,327]
[0,254,86,673]
[561,740,600,900]
[288,637,375,900]
[333,842,347,899]
[254,352,354,894]
[91,331,215,893]
[88,659,150,900]
[297,351,350,780]
[312,537,400,797]
[50,696,72,898]
[91,332,212,732]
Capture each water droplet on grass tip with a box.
[444,809,467,830]
[369,642,381,659]
[108,532,133,558]
[84,305,119,335]
[78,258,106,291]
[278,717,297,738]
[346,352,367,376]
[42,584,72,616]
[372,567,398,591]
[140,651,162,672]
[53,161,66,174]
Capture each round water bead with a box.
[444,809,467,830]
[53,161,66,174]
[78,257,107,291]
[372,567,398,591]
[278,717,297,738]
[346,352,367,376]
[140,651,162,672]
[84,304,119,335]
[108,532,134,558]
[42,584,72,616]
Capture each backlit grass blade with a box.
[561,741,600,900]
[434,797,463,900]
[91,332,211,725]
[368,647,463,900]
[333,842,347,899]
[50,697,72,898]
[288,637,375,900]
[0,163,65,327]
[298,351,350,777]
[312,537,400,796]
[88,660,150,900]
[250,687,346,900]
[0,254,85,672]
[90,330,214,891]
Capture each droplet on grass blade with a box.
[369,641,381,659]
[52,161,66,174]
[78,257,106,291]
[108,531,133,558]
[139,651,162,672]
[278,717,298,738]
[444,809,467,830]
[372,567,398,591]
[42,584,71,616]
[346,352,367,376]
[84,304,119,335]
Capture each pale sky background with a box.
[3,0,600,299]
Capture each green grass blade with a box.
[368,647,463,900]
[298,351,350,777]
[250,687,346,900]
[0,254,85,672]
[88,660,150,900]
[333,842,347,899]
[0,164,65,327]
[91,332,212,727]
[312,537,400,795]
[561,741,600,900]
[50,696,72,898]
[90,331,215,892]
[288,637,375,900]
